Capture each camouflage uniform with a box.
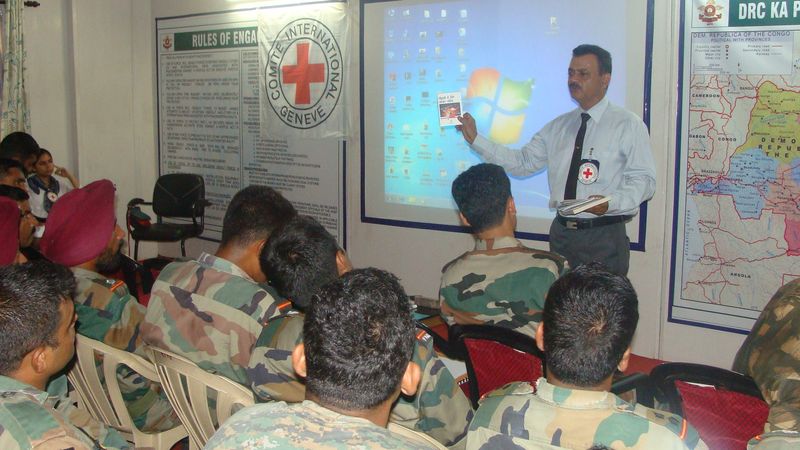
[205,400,443,449]
[440,236,567,337]
[72,267,178,433]
[72,267,146,352]
[466,378,708,450]
[0,374,131,449]
[142,253,289,386]
[748,430,800,449]
[733,278,800,432]
[247,314,474,449]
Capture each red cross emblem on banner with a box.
[282,42,326,105]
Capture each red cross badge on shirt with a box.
[578,160,599,184]
[264,18,343,130]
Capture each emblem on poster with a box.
[698,0,724,24]
[264,18,343,130]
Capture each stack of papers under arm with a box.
[557,196,611,216]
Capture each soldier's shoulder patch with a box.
[631,404,699,443]
[415,328,433,344]
[88,275,130,297]
[483,381,535,400]
[275,300,294,314]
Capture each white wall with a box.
[24,0,747,367]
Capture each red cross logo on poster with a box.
[264,18,343,130]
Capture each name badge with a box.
[578,159,599,184]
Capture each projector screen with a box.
[360,0,653,243]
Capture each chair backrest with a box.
[148,346,255,449]
[67,335,187,449]
[152,173,205,219]
[650,362,769,450]
[455,324,544,409]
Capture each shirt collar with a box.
[0,375,49,404]
[535,377,620,409]
[581,96,610,123]
[474,235,522,251]
[300,400,380,427]
[197,252,255,282]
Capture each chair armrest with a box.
[127,198,151,209]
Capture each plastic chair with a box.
[67,335,187,449]
[148,346,255,449]
[455,324,544,409]
[126,173,209,260]
[650,362,769,450]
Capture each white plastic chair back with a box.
[67,334,187,449]
[147,346,255,449]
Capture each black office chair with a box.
[126,173,209,260]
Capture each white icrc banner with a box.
[258,3,349,139]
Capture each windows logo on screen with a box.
[466,68,533,145]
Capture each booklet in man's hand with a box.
[557,196,611,215]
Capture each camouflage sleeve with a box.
[104,289,147,352]
[62,404,133,449]
[247,314,306,403]
[391,333,473,449]
[764,379,800,432]
[47,376,131,449]
[733,281,800,431]
[748,430,800,449]
[74,285,147,353]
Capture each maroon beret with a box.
[40,179,116,266]
[0,197,20,266]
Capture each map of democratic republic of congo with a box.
[673,25,800,332]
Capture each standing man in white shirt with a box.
[458,44,655,275]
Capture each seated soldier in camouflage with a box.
[40,179,176,432]
[440,163,567,338]
[0,261,130,449]
[467,263,708,450]
[734,278,800,444]
[142,185,296,385]
[208,268,445,449]
[246,215,473,449]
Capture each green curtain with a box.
[0,0,30,136]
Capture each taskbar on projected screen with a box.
[385,194,454,209]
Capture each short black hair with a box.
[0,158,24,178]
[34,148,53,163]
[0,184,29,201]
[304,268,415,411]
[261,215,339,308]
[542,262,638,386]
[0,132,39,162]
[220,185,296,247]
[452,163,511,233]
[573,44,612,74]
[0,261,76,375]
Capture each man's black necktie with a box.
[564,113,591,200]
